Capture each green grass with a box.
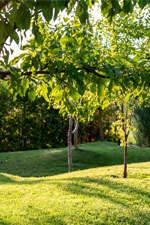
[0,141,150,177]
[0,142,150,224]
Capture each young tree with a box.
[109,87,144,178]
[52,90,98,172]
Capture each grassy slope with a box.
[0,141,150,177]
[0,142,150,225]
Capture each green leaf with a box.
[71,87,81,102]
[41,83,49,102]
[28,89,36,101]
[25,0,35,9]
[54,90,63,102]
[10,66,21,75]
[42,2,53,21]
[52,48,62,55]
[16,5,31,30]
[21,78,29,96]
[139,0,148,8]
[13,93,18,102]
[10,53,27,66]
[32,57,39,70]
[97,80,105,99]
[0,21,7,44]
[11,31,19,44]
[54,1,59,21]
[0,60,5,67]
[20,56,31,71]
[123,0,133,13]
[101,0,110,17]
[75,1,89,24]
[32,22,43,44]
[59,36,75,44]
[108,80,114,92]
[90,83,96,93]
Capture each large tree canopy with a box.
[0,0,149,52]
[0,1,150,108]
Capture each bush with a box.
[134,107,150,147]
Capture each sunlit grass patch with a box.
[0,142,150,224]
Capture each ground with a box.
[0,142,150,225]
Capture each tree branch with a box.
[72,118,79,134]
[81,66,109,79]
[0,65,110,80]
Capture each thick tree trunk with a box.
[123,135,128,178]
[98,107,104,141]
[68,116,73,172]
[74,127,78,150]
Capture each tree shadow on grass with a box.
[0,142,150,177]
[1,173,150,224]
[50,177,150,224]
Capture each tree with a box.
[110,88,138,178]
[1,6,150,175]
[54,90,98,172]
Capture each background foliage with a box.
[0,81,119,152]
[134,107,150,147]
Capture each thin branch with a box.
[72,118,79,134]
[0,71,51,79]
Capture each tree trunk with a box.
[74,127,78,150]
[98,107,104,141]
[22,97,27,149]
[68,116,73,172]
[107,119,110,141]
[123,135,128,178]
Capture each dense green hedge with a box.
[0,96,69,152]
[134,108,150,147]
[0,82,118,152]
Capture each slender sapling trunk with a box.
[74,127,78,150]
[68,116,73,172]
[123,134,128,178]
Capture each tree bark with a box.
[74,127,78,150]
[22,97,27,149]
[68,116,73,172]
[123,135,128,178]
[98,107,104,141]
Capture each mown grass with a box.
[0,141,150,177]
[0,142,150,225]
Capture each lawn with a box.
[0,142,150,225]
